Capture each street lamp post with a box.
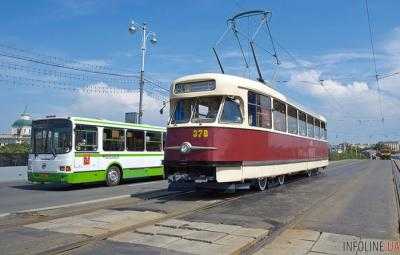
[128,20,157,124]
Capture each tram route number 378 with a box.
[192,129,208,138]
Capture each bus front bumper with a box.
[27,171,106,184]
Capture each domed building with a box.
[11,112,32,137]
[0,110,32,146]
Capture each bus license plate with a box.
[39,173,48,178]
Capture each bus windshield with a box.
[32,119,72,155]
[171,96,222,124]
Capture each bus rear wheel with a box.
[106,166,121,186]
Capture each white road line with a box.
[0,194,131,217]
[0,213,11,218]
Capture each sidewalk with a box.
[255,228,399,255]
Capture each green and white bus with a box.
[28,117,166,186]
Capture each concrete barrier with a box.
[0,166,27,182]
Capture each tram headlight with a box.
[180,142,192,154]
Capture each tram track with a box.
[0,188,189,231]
[0,161,346,231]
[242,160,373,255]
[33,164,352,255]
[1,160,365,255]
[35,191,251,255]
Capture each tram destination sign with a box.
[174,80,215,94]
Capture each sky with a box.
[0,0,399,144]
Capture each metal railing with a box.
[0,153,28,167]
[391,159,400,233]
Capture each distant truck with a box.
[377,148,391,160]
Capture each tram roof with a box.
[172,73,327,122]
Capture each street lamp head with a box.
[128,21,137,34]
[150,33,157,44]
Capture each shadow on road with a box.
[10,176,164,192]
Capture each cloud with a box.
[55,82,169,126]
[77,59,108,68]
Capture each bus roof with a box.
[172,73,327,122]
[33,117,166,132]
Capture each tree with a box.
[0,143,30,154]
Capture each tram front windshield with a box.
[171,96,222,124]
[171,96,243,124]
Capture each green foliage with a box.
[329,149,367,161]
[0,143,30,154]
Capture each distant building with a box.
[125,112,139,124]
[379,141,400,152]
[0,110,32,146]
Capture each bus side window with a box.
[75,125,98,151]
[126,130,144,151]
[103,128,125,151]
[146,131,162,151]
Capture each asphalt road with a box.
[0,160,398,255]
[0,178,168,215]
[182,160,399,240]
[0,160,355,216]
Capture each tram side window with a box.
[288,106,298,134]
[299,111,307,136]
[146,131,162,151]
[75,125,98,151]
[126,130,144,151]
[220,97,243,123]
[315,119,321,139]
[307,116,314,138]
[103,128,125,151]
[248,92,272,128]
[321,122,327,140]
[273,99,287,132]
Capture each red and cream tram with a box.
[163,73,329,191]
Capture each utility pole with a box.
[128,20,157,124]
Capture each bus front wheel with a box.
[106,166,121,186]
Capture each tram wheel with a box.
[106,165,121,186]
[277,175,285,185]
[306,170,312,177]
[254,177,268,191]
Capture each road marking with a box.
[0,213,11,218]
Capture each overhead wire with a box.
[364,0,385,126]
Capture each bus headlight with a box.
[180,142,192,154]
